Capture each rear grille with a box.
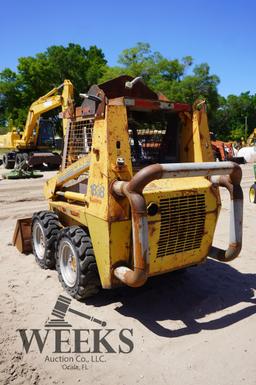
[157,194,206,257]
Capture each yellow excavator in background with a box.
[246,128,256,146]
[0,79,74,169]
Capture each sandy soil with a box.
[0,163,255,385]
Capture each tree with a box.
[212,92,256,141]
[2,41,255,142]
[101,42,193,84]
[100,42,220,120]
[0,43,107,129]
[0,68,24,128]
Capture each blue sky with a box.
[0,0,255,97]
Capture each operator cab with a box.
[36,118,56,148]
[128,109,181,170]
[65,75,192,170]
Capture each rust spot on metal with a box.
[206,208,218,215]
[70,210,80,217]
[112,161,244,286]
[89,197,102,204]
[13,217,32,254]
[180,189,198,196]
[209,163,243,262]
[149,224,157,237]
[127,163,163,194]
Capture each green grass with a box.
[0,149,7,156]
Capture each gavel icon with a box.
[45,295,107,328]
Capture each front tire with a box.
[56,226,100,300]
[32,211,62,268]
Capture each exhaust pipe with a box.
[111,162,243,287]
[209,165,243,261]
[112,181,149,287]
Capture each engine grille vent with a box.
[157,194,206,257]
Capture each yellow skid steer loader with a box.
[13,76,243,300]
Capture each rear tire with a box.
[3,153,15,169]
[14,153,23,168]
[56,226,100,300]
[14,153,28,168]
[32,211,62,269]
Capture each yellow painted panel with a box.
[110,219,132,273]
[86,118,109,220]
[49,201,88,227]
[142,178,220,275]
[179,112,195,162]
[86,215,132,289]
[85,214,111,288]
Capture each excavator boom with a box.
[1,80,74,170]
[16,79,74,149]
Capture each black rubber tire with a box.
[3,153,15,169]
[47,152,62,170]
[56,226,100,300]
[15,153,29,169]
[172,268,187,275]
[249,183,256,203]
[14,153,23,168]
[32,211,62,269]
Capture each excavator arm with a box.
[246,128,256,146]
[16,79,74,149]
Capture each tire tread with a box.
[56,226,100,300]
[32,210,61,269]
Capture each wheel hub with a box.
[249,187,255,203]
[59,240,78,287]
[33,221,46,260]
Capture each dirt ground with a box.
[0,163,255,385]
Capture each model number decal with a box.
[90,184,105,198]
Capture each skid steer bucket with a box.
[13,218,32,253]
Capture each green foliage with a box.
[212,92,256,140]
[0,126,8,135]
[1,41,256,142]
[101,42,256,141]
[0,43,106,128]
[100,42,194,85]
[100,42,219,120]
[0,68,23,127]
